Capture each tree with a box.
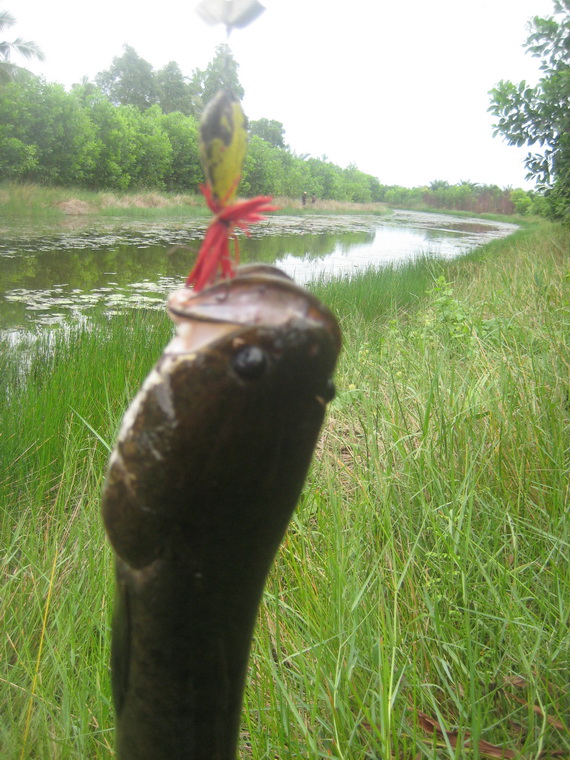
[0,9,44,83]
[193,44,244,109]
[0,77,99,184]
[342,163,373,203]
[125,105,172,188]
[510,188,533,215]
[489,0,570,220]
[306,157,345,200]
[249,118,286,148]
[161,111,202,189]
[95,45,157,110]
[85,94,139,188]
[241,134,283,196]
[156,61,193,115]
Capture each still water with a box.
[0,209,517,334]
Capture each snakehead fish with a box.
[101,265,341,759]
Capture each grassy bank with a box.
[1,223,568,758]
[0,182,385,220]
[386,202,536,227]
[0,182,207,220]
[272,196,391,216]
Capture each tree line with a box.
[378,181,547,216]
[0,44,388,202]
[0,68,536,215]
[0,28,564,217]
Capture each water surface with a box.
[0,210,517,334]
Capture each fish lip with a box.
[167,265,341,353]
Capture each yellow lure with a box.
[199,90,247,206]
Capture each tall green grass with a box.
[0,314,174,759]
[1,223,568,758]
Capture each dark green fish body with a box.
[102,266,340,759]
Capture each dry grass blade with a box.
[507,694,567,732]
[416,711,517,759]
[501,677,567,733]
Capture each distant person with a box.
[302,191,308,206]
[311,194,317,205]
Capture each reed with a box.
[1,223,568,758]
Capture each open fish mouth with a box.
[166,264,341,355]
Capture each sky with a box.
[8,0,556,190]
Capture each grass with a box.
[1,222,569,758]
[272,196,391,216]
[0,182,391,220]
[0,182,209,220]
[385,203,537,227]
[2,182,540,222]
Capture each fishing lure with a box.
[186,90,277,291]
[195,0,265,34]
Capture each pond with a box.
[0,209,517,336]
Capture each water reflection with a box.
[273,211,517,285]
[0,210,517,332]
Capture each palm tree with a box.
[0,10,44,83]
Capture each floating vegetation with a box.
[0,211,518,335]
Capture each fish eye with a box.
[232,345,267,380]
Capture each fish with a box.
[101,265,341,759]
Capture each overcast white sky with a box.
[9,0,556,189]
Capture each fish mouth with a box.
[166,265,341,355]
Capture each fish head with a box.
[102,266,341,569]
